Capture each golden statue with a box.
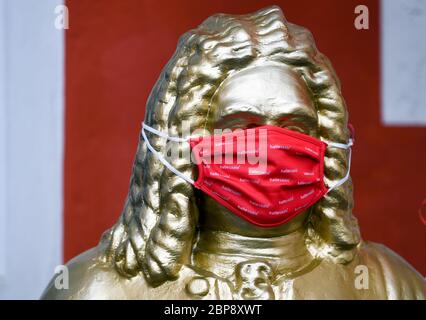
[41,6,426,300]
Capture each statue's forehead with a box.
[211,63,316,121]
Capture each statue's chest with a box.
[176,262,360,300]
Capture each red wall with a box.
[65,0,426,274]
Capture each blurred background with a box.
[0,0,425,299]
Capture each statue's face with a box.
[198,64,319,236]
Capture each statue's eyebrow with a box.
[275,109,318,126]
[217,102,262,118]
[217,103,318,124]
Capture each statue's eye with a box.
[226,123,258,130]
[246,123,258,129]
[280,125,305,134]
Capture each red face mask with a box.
[142,123,353,228]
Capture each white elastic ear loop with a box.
[142,122,188,142]
[326,139,353,194]
[141,123,194,185]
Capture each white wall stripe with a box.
[0,0,7,280]
[381,0,426,126]
[0,0,64,299]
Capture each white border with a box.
[381,0,426,126]
[0,0,64,299]
[0,0,7,280]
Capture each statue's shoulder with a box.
[40,243,232,300]
[296,240,426,299]
[40,243,147,299]
[355,241,426,299]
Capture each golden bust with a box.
[41,6,426,300]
